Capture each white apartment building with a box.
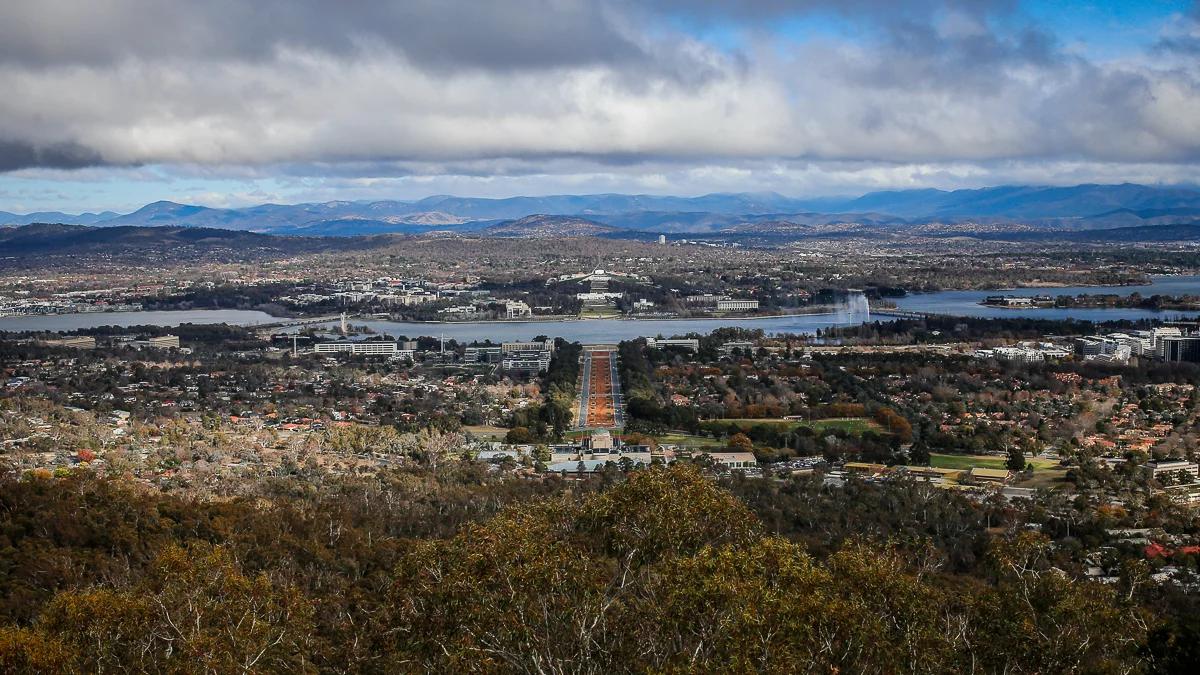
[379,293,436,306]
[336,291,377,303]
[1002,347,1037,362]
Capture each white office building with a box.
[132,335,181,350]
[1110,333,1151,356]
[465,345,503,363]
[1152,327,1184,358]
[716,299,759,311]
[314,341,398,355]
[646,338,700,352]
[1160,336,1200,363]
[501,340,554,373]
[505,300,533,318]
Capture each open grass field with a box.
[797,418,877,434]
[1016,468,1071,489]
[929,453,1059,471]
[927,453,1069,490]
[702,417,878,435]
[463,425,509,441]
[659,417,878,449]
[656,432,724,448]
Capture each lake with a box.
[3,275,1199,341]
[299,313,864,343]
[892,275,1200,321]
[0,309,278,333]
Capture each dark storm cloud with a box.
[0,0,644,72]
[0,0,1023,72]
[847,16,1060,93]
[0,140,105,172]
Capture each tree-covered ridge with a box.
[0,465,1160,673]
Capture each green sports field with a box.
[928,453,1058,471]
[701,417,877,435]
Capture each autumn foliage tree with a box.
[6,545,314,673]
[726,431,753,453]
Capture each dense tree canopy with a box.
[0,465,1161,673]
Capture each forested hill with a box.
[0,464,1176,672]
[0,223,341,255]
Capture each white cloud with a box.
[0,0,1198,208]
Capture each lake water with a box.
[3,275,1198,341]
[0,309,278,333]
[306,313,864,343]
[892,275,1200,321]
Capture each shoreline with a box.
[911,276,1165,296]
[979,303,1199,313]
[345,309,846,325]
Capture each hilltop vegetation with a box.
[0,223,379,269]
[0,464,1185,673]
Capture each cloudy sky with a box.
[1,0,1199,213]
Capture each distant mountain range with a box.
[829,184,1200,219]
[0,210,121,226]
[3,183,1200,239]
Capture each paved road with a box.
[576,349,624,430]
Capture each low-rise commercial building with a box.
[133,335,180,350]
[705,452,758,470]
[464,345,503,363]
[43,336,97,349]
[1145,459,1200,482]
[720,341,756,356]
[967,467,1012,484]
